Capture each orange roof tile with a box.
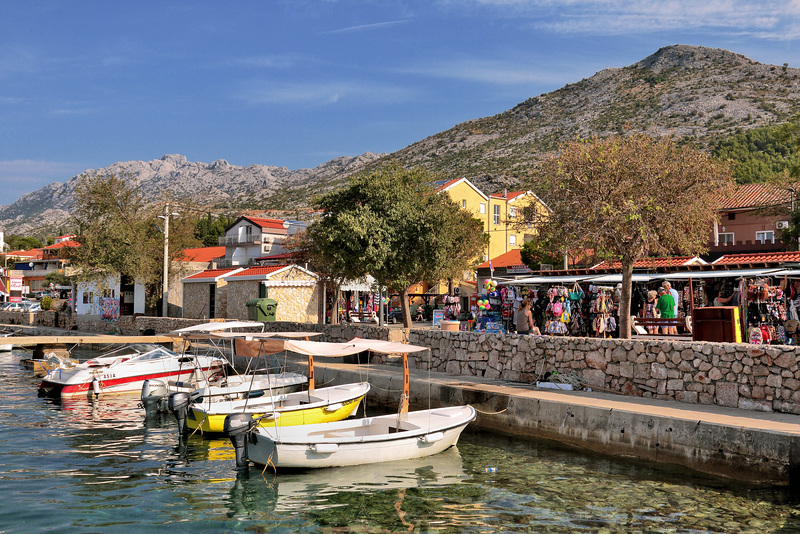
[713,251,800,265]
[245,217,286,229]
[592,256,702,269]
[713,182,794,210]
[5,249,41,258]
[489,190,526,201]
[184,268,239,280]
[228,265,287,277]
[41,240,80,249]
[477,249,524,269]
[180,246,225,262]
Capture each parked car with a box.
[386,306,403,324]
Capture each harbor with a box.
[6,322,800,486]
[2,344,800,533]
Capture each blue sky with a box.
[1,0,799,204]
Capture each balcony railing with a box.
[707,239,785,255]
[219,235,263,246]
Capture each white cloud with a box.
[399,58,571,85]
[322,19,412,34]
[238,80,414,106]
[454,0,800,40]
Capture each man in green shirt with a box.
[656,287,676,334]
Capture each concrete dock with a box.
[297,356,800,486]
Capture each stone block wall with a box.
[16,312,800,415]
[405,330,800,415]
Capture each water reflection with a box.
[3,347,800,533]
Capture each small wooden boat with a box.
[22,351,79,377]
[224,338,475,470]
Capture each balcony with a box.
[219,235,263,246]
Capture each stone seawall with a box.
[8,312,800,415]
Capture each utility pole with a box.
[160,202,178,317]
[162,203,170,317]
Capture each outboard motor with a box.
[168,392,191,435]
[141,379,168,417]
[224,413,254,471]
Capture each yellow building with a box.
[434,178,550,261]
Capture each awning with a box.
[168,320,266,336]
[766,269,800,278]
[506,275,601,285]
[587,274,655,284]
[234,337,429,358]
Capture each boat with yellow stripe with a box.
[186,382,370,433]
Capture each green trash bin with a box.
[246,298,278,322]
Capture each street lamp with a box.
[158,203,179,317]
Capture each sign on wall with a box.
[9,276,22,302]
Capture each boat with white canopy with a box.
[141,323,314,416]
[174,333,371,433]
[224,338,476,470]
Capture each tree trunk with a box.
[400,287,413,328]
[619,260,634,339]
[333,284,342,325]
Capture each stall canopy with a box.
[506,275,600,285]
[234,337,430,358]
[586,274,655,284]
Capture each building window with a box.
[718,233,734,245]
[756,231,775,244]
[461,199,466,209]
[479,202,486,214]
[509,235,517,246]
[509,207,517,218]
[493,205,500,225]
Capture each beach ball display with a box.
[477,297,491,311]
[483,278,497,292]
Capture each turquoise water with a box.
[1,348,799,533]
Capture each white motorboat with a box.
[140,325,318,416]
[244,404,476,469]
[38,343,223,399]
[184,382,371,433]
[224,338,476,470]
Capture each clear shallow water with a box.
[1,348,799,533]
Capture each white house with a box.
[75,275,146,320]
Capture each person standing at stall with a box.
[656,287,677,335]
[515,299,538,335]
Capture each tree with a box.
[4,235,43,251]
[302,163,485,327]
[527,134,732,339]
[68,172,200,309]
[195,213,236,247]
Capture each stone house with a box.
[181,264,319,322]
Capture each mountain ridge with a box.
[3,44,799,237]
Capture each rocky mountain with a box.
[3,44,799,237]
[0,152,384,236]
[371,44,800,192]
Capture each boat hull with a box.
[38,345,221,399]
[247,405,476,469]
[188,383,369,433]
